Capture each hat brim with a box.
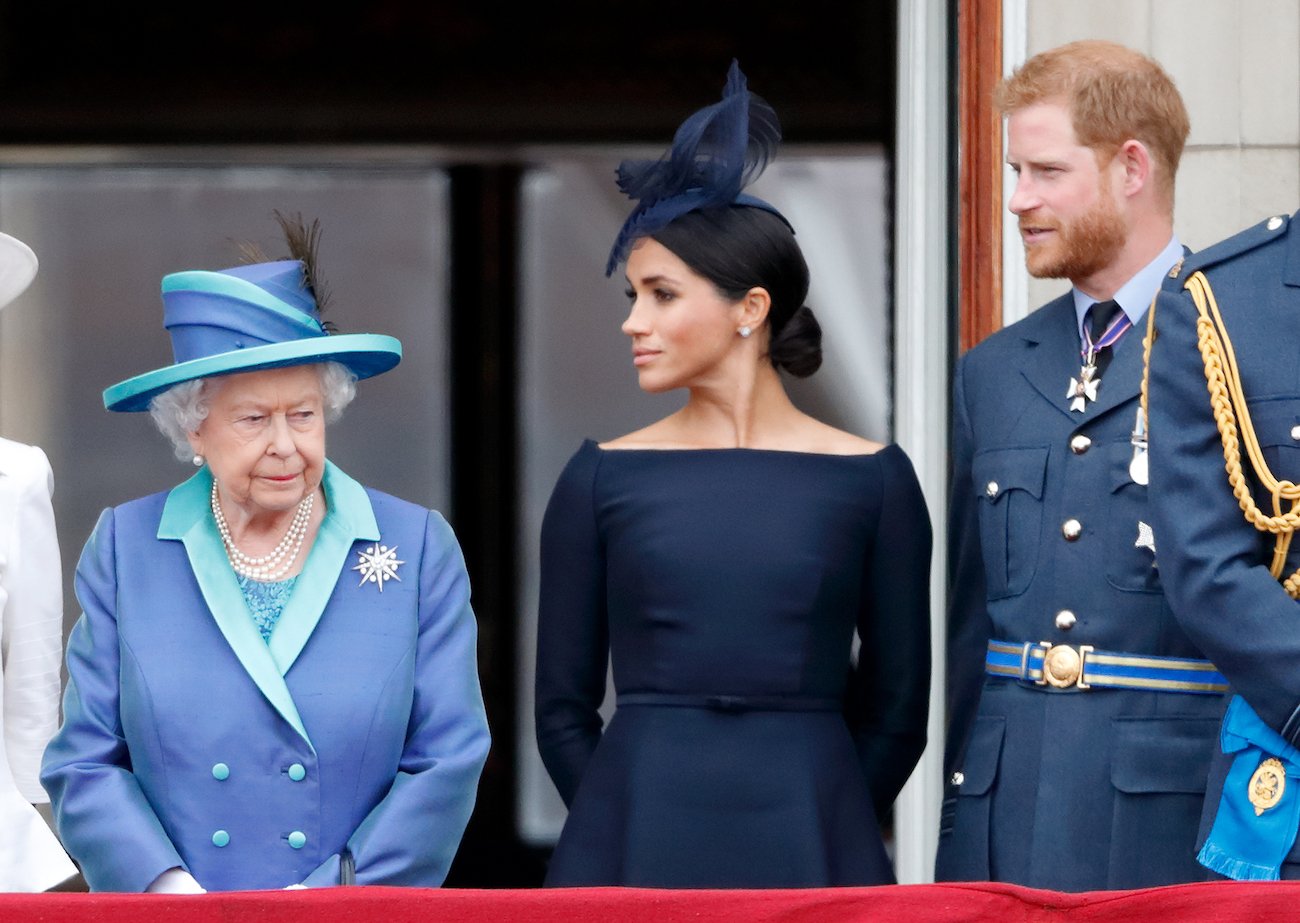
[103,334,403,412]
[0,233,38,311]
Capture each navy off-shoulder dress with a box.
[535,439,932,887]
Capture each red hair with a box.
[997,40,1190,206]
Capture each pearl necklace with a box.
[211,482,314,581]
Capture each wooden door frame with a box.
[958,0,1004,352]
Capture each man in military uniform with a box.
[1147,209,1300,881]
[935,40,1228,890]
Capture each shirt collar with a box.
[1071,235,1182,340]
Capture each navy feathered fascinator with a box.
[605,59,790,277]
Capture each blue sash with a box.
[1199,695,1300,880]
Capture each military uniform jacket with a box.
[935,292,1226,890]
[1147,211,1300,877]
[41,462,491,892]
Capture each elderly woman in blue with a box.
[40,217,490,893]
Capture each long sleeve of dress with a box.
[850,446,933,819]
[3,444,65,804]
[534,443,609,807]
[0,442,77,893]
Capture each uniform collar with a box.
[1071,235,1183,340]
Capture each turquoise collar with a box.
[158,460,380,748]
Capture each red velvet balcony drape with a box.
[3,880,1297,923]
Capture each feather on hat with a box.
[103,213,401,413]
[605,59,791,277]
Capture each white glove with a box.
[146,867,206,894]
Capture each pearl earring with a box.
[192,454,204,467]
[739,326,752,338]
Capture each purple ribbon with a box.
[1081,309,1133,362]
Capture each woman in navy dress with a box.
[534,61,933,888]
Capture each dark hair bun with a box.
[769,304,822,378]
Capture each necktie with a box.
[1085,299,1123,380]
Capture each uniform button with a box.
[288,763,306,782]
[288,831,307,849]
[950,771,965,786]
[1062,519,1082,540]
[1069,434,1091,454]
[1055,609,1077,630]
[1269,216,1285,231]
[1291,425,1300,441]
[985,481,1000,499]
[211,762,230,781]
[212,830,230,848]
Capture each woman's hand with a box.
[145,867,206,894]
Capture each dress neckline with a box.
[584,438,897,460]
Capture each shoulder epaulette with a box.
[1175,211,1294,281]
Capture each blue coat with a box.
[41,462,490,892]
[936,292,1226,890]
[1147,210,1300,879]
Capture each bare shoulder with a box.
[599,413,886,455]
[599,418,686,451]
[797,419,886,456]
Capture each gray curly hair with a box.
[149,361,357,461]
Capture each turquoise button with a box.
[212,830,230,848]
[288,830,306,849]
[211,763,230,781]
[288,763,306,782]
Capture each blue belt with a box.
[616,693,842,713]
[986,639,1228,694]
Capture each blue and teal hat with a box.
[103,259,402,412]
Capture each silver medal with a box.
[1129,406,1149,486]
[1129,450,1149,486]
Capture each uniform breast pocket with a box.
[1105,441,1161,593]
[972,446,1048,599]
[1247,396,1300,486]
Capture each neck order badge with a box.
[1068,300,1130,412]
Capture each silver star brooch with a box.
[353,542,404,592]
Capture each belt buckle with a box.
[1034,641,1094,689]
